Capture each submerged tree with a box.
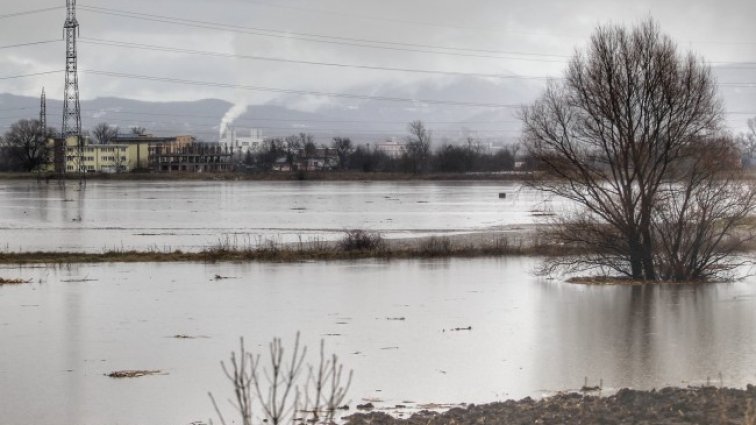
[520,19,755,282]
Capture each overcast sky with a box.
[0,0,754,132]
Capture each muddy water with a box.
[1,258,754,425]
[0,180,554,252]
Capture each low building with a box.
[151,142,233,173]
[375,140,406,158]
[46,135,129,173]
[293,147,339,171]
[47,134,197,173]
[219,127,264,157]
[75,143,129,173]
[112,134,194,170]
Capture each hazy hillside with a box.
[0,69,752,145]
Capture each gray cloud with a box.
[0,0,754,132]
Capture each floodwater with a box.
[1,258,755,425]
[0,180,554,252]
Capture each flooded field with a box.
[1,258,755,425]
[0,180,554,252]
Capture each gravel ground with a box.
[345,386,756,425]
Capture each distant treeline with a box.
[243,138,521,173]
[243,121,527,174]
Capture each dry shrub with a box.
[419,236,452,255]
[339,230,384,252]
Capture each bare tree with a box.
[284,134,313,171]
[331,137,353,170]
[130,126,147,136]
[92,122,119,144]
[404,120,432,173]
[2,119,55,172]
[305,340,352,423]
[520,19,753,282]
[304,140,318,170]
[210,333,352,425]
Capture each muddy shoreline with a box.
[345,386,756,425]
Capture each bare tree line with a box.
[244,120,518,173]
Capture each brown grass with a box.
[565,276,717,286]
[0,277,30,285]
[0,233,558,265]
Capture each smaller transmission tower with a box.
[40,87,47,129]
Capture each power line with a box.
[77,4,570,57]
[12,106,517,125]
[0,67,754,114]
[245,0,756,49]
[76,5,570,62]
[79,38,554,80]
[80,67,756,93]
[66,109,522,125]
[0,39,62,50]
[75,119,522,133]
[69,122,524,137]
[0,6,64,20]
[244,0,539,36]
[83,69,525,108]
[76,4,756,64]
[80,37,756,83]
[0,70,63,80]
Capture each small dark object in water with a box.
[450,326,472,332]
[339,405,350,410]
[356,403,374,410]
[107,369,163,378]
[499,192,506,199]
[0,278,29,285]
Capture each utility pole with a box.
[62,0,83,181]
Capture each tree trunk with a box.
[628,237,644,280]
[641,226,657,281]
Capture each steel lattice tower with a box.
[62,0,82,174]
[40,87,46,129]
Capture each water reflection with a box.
[0,180,553,252]
[532,282,756,393]
[0,258,754,425]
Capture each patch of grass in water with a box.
[0,277,29,285]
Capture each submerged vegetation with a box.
[0,232,553,265]
[210,333,352,425]
[106,370,164,379]
[0,277,30,285]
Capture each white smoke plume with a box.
[219,101,248,141]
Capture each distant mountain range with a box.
[1,68,752,145]
[0,74,544,145]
